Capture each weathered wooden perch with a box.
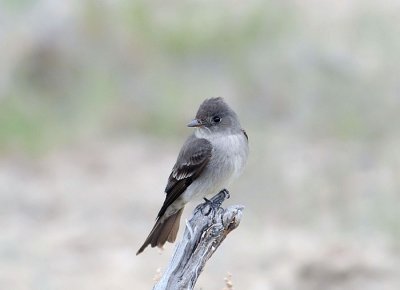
[153,189,244,290]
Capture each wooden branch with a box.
[153,189,244,290]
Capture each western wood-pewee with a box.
[137,97,248,255]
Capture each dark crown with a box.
[195,97,231,120]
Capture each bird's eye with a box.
[213,116,221,123]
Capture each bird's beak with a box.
[187,119,203,127]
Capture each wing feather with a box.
[157,136,212,219]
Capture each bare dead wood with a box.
[153,189,244,290]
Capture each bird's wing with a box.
[242,129,249,141]
[156,136,212,219]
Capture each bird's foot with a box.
[201,189,230,215]
[210,188,230,207]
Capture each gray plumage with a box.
[137,97,249,255]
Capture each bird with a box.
[136,97,249,255]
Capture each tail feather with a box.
[136,208,183,255]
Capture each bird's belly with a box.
[180,133,248,203]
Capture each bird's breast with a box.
[210,133,248,180]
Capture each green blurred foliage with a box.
[1,0,400,153]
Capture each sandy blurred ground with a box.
[1,136,399,290]
[1,0,400,289]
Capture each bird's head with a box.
[187,97,241,136]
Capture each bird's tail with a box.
[136,208,184,255]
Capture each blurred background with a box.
[1,0,400,289]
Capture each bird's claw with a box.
[203,197,211,203]
[201,189,230,215]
